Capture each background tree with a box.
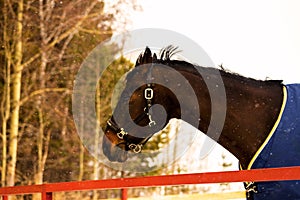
[1,0,24,188]
[0,0,140,193]
[1,0,191,198]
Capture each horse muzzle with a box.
[102,133,128,162]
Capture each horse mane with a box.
[155,46,283,86]
[132,46,283,87]
[159,45,182,60]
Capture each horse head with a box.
[102,47,180,162]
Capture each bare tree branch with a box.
[19,88,71,107]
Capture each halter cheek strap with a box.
[144,84,156,127]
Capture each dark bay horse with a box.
[102,46,300,199]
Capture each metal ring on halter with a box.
[117,128,128,140]
[128,143,143,153]
[144,88,153,100]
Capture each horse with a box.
[102,46,300,199]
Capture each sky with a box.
[129,0,300,84]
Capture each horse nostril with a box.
[102,135,113,158]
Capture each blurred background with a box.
[1,0,299,199]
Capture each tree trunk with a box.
[1,0,11,187]
[7,0,23,188]
[92,86,101,200]
[78,144,84,181]
[32,2,49,199]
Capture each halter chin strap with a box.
[106,84,156,154]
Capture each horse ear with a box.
[153,53,157,63]
[135,47,154,67]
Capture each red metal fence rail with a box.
[1,166,300,200]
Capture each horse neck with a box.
[167,65,283,168]
[220,75,283,168]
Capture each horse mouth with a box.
[102,135,128,162]
[107,149,128,163]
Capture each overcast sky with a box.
[130,0,300,84]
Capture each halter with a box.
[106,83,156,154]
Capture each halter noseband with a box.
[106,84,156,154]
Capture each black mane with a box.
[154,46,283,86]
[132,46,283,87]
[159,45,181,61]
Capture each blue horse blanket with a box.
[247,84,300,199]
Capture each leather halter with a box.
[106,83,156,153]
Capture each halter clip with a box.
[148,114,156,127]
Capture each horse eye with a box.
[122,95,130,101]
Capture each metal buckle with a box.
[144,88,153,100]
[128,144,142,153]
[245,182,258,197]
[148,114,156,127]
[117,128,127,139]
